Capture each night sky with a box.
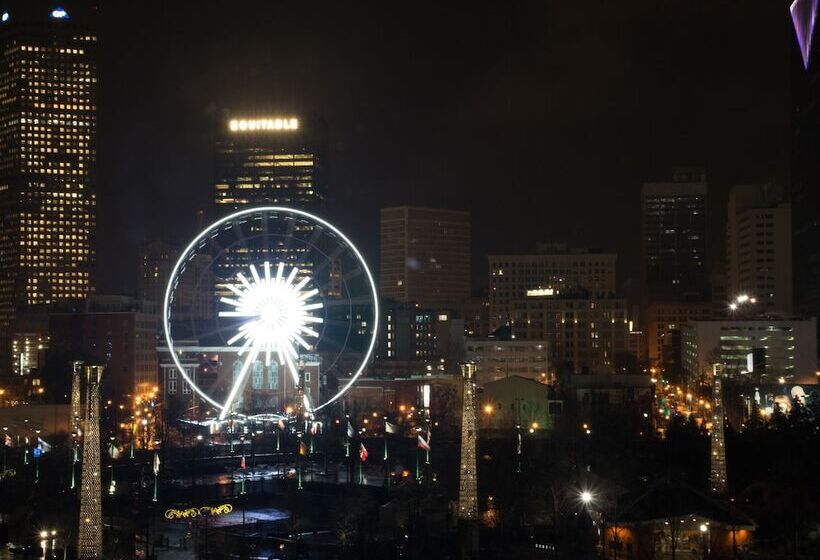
[95,1,793,301]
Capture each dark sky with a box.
[95,1,793,301]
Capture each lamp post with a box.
[699,523,710,559]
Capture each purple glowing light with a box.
[791,0,818,69]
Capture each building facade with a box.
[465,335,549,386]
[378,299,465,372]
[681,318,818,384]
[478,375,554,434]
[158,342,321,416]
[726,184,792,315]
[138,240,213,321]
[509,291,629,375]
[49,296,158,398]
[645,301,713,365]
[488,246,616,330]
[380,206,470,309]
[0,4,97,372]
[641,171,708,306]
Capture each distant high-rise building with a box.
[641,170,708,306]
[380,206,470,309]
[0,4,97,370]
[509,290,628,375]
[138,240,213,322]
[488,245,616,330]
[726,184,792,315]
[213,116,325,294]
[214,116,323,215]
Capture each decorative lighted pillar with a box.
[71,360,83,435]
[709,363,727,494]
[458,362,478,521]
[78,364,104,559]
[70,360,83,490]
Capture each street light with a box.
[580,490,593,505]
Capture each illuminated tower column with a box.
[458,362,478,520]
[78,365,104,559]
[709,363,727,494]
[71,361,83,435]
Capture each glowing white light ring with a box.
[163,206,379,415]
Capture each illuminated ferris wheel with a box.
[162,207,379,420]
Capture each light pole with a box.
[699,523,709,559]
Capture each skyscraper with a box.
[380,206,470,309]
[0,3,97,370]
[213,116,325,289]
[214,116,323,215]
[726,184,792,315]
[641,170,708,307]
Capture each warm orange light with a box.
[399,405,406,412]
[483,404,493,415]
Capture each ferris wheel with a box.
[162,207,379,420]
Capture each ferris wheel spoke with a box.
[218,345,260,420]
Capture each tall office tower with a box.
[458,362,478,521]
[0,4,97,371]
[709,363,727,494]
[726,184,792,315]
[78,363,103,559]
[213,116,325,288]
[790,4,820,331]
[380,206,470,309]
[488,245,616,330]
[137,240,213,321]
[641,170,708,306]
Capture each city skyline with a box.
[0,3,817,560]
[92,0,791,301]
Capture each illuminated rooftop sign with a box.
[229,118,299,132]
[527,288,556,297]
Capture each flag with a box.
[240,455,246,470]
[152,451,161,475]
[37,438,51,453]
[346,421,355,438]
[4,434,11,447]
[417,435,430,452]
[299,441,308,456]
[310,422,318,435]
[109,443,120,459]
[517,431,522,455]
[278,418,286,430]
[359,443,368,462]
[385,421,399,434]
